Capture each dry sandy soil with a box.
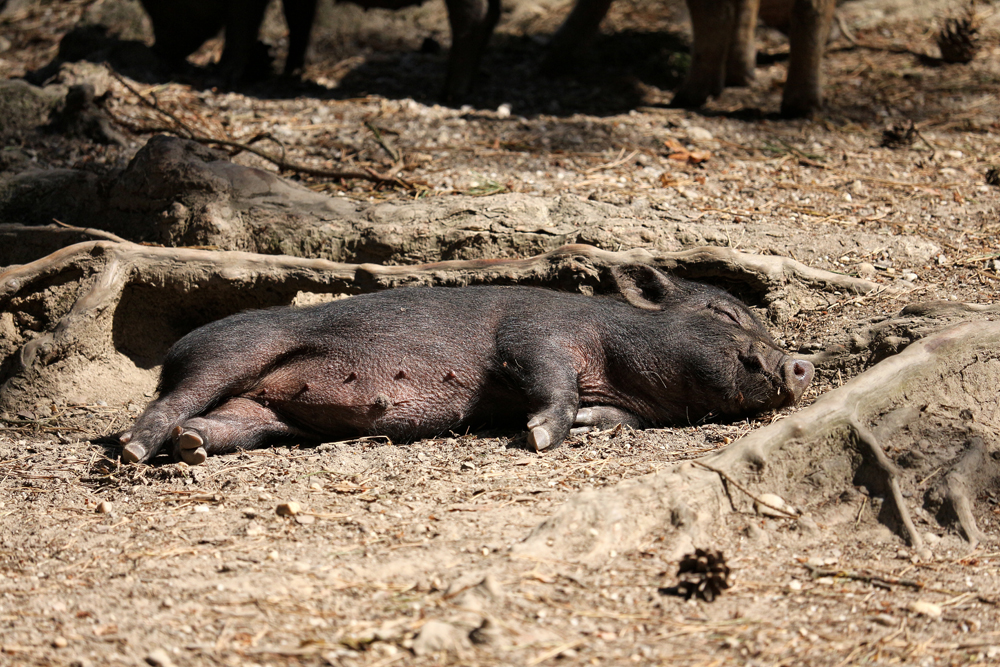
[1,0,1000,665]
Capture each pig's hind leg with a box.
[171,397,309,465]
[571,406,646,435]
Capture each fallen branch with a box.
[108,68,410,186]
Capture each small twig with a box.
[584,148,638,173]
[364,121,400,163]
[911,127,938,160]
[804,564,1000,605]
[692,460,799,518]
[243,132,287,164]
[107,67,197,139]
[804,563,925,590]
[188,135,411,185]
[52,219,129,244]
[107,67,411,187]
[835,13,858,46]
[527,639,587,666]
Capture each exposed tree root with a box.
[928,436,991,548]
[515,321,1000,564]
[848,415,923,549]
[805,299,1000,374]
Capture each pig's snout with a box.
[782,358,814,404]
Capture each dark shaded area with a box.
[24,18,693,118]
[337,30,690,116]
[111,278,304,370]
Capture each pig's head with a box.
[612,265,814,422]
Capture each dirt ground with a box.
[1,0,1000,665]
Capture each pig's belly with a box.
[241,355,493,439]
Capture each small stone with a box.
[497,103,512,119]
[145,648,176,667]
[687,126,714,142]
[917,547,933,562]
[755,493,793,517]
[855,262,877,279]
[52,636,68,648]
[788,579,802,591]
[276,501,301,516]
[294,513,316,525]
[413,620,471,656]
[469,618,502,645]
[744,522,770,546]
[797,515,820,537]
[95,501,112,514]
[909,600,942,618]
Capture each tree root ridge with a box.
[847,415,923,549]
[927,436,993,548]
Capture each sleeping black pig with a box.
[120,265,813,465]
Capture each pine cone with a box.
[881,121,916,148]
[986,167,1000,187]
[660,548,733,602]
[937,10,980,64]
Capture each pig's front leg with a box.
[571,405,646,435]
[502,353,578,452]
[526,387,578,452]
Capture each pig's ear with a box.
[611,265,680,310]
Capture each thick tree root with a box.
[805,299,1000,374]
[0,239,873,411]
[515,321,1000,564]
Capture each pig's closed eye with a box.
[710,305,742,325]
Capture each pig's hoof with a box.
[176,429,208,466]
[121,443,145,463]
[528,426,551,452]
[574,407,595,426]
[180,446,208,465]
[119,431,132,444]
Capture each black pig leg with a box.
[170,397,308,465]
[571,406,646,434]
[283,0,318,75]
[542,0,614,72]
[442,0,500,103]
[219,0,270,84]
[508,358,578,452]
